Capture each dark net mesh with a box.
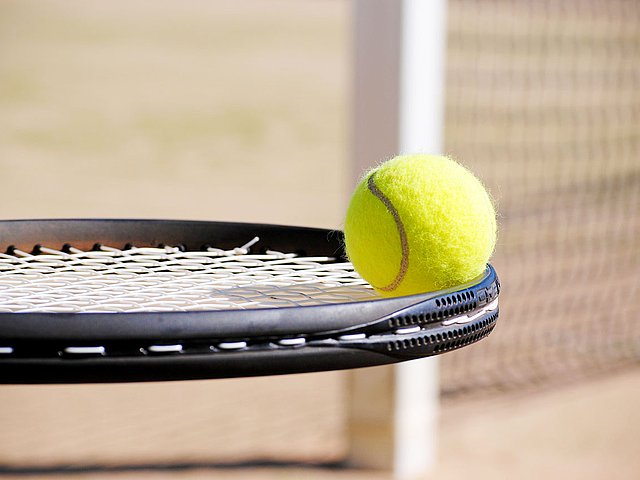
[440,0,640,400]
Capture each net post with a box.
[348,0,447,477]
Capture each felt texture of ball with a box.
[344,154,496,297]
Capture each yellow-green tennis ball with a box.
[344,154,496,297]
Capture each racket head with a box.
[0,219,500,383]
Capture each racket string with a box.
[0,242,377,312]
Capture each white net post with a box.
[348,0,447,477]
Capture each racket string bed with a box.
[0,239,378,313]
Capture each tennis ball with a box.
[344,154,496,297]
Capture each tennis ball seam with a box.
[367,172,409,292]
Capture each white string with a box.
[0,241,377,313]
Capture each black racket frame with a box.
[0,219,499,383]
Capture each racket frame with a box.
[0,219,500,383]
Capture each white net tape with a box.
[0,238,377,313]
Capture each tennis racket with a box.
[0,219,500,384]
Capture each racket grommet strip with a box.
[62,346,106,356]
[216,341,248,351]
[147,344,183,354]
[338,333,367,341]
[394,326,421,335]
[277,338,306,347]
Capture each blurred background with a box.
[0,0,639,479]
